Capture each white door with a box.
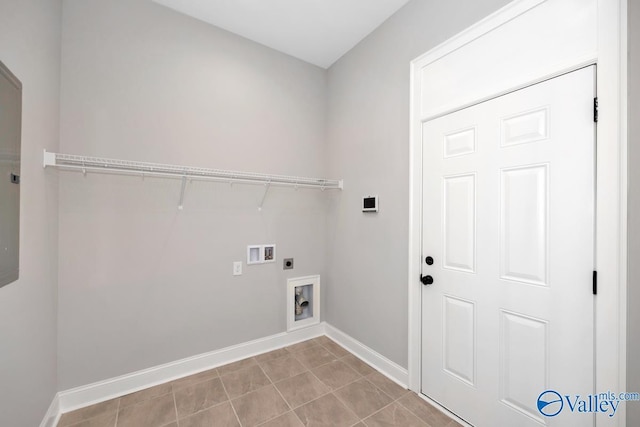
[421,66,595,427]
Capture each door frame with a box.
[407,0,627,425]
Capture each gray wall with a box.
[628,0,639,424]
[0,0,61,426]
[325,0,512,368]
[58,0,329,389]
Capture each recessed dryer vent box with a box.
[287,275,320,331]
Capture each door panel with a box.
[443,174,476,273]
[500,164,548,286]
[421,66,595,427]
[443,295,476,386]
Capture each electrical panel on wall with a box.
[247,244,276,265]
[363,196,378,212]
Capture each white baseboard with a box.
[57,323,325,413]
[44,321,409,426]
[324,323,408,387]
[39,393,60,427]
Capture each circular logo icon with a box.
[537,390,564,417]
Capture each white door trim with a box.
[408,0,627,425]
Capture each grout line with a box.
[285,370,363,411]
[338,353,376,376]
[395,395,437,426]
[170,371,220,392]
[265,349,297,364]
[257,362,290,410]
[290,410,306,426]
[217,357,259,378]
[317,339,351,359]
[331,389,365,423]
[256,362,294,425]
[358,399,402,427]
[113,399,120,427]
[275,369,324,410]
[218,370,243,427]
[286,350,307,369]
[293,349,355,374]
[285,341,321,355]
[360,376,399,403]
[171,390,179,427]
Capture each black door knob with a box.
[421,275,434,285]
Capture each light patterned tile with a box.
[334,378,392,419]
[58,398,119,427]
[320,340,349,358]
[275,372,330,408]
[340,355,375,376]
[255,348,290,364]
[312,336,332,346]
[364,402,427,427]
[116,393,176,427]
[365,372,409,400]
[120,383,172,408]
[285,340,320,354]
[174,377,228,418]
[232,385,289,427]
[217,358,258,376]
[294,394,358,427]
[397,393,454,427]
[261,354,307,382]
[311,360,360,391]
[59,411,117,427]
[171,368,219,390]
[58,340,439,427]
[295,347,338,369]
[179,401,239,427]
[220,364,271,399]
[258,411,304,427]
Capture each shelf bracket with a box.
[258,182,271,211]
[43,149,56,168]
[177,176,187,210]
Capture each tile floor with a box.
[57,336,461,427]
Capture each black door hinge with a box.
[593,270,598,295]
[594,97,598,123]
[10,173,20,184]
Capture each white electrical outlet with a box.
[233,261,242,276]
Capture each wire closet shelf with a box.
[43,150,343,190]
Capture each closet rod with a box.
[43,150,343,190]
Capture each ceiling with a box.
[152,0,411,68]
